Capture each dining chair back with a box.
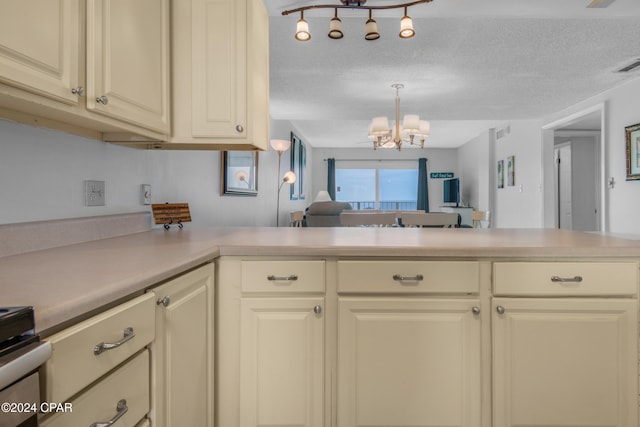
[339,212,397,227]
[399,212,459,228]
[472,210,491,228]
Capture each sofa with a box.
[304,201,353,227]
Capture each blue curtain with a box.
[327,158,336,200]
[417,158,429,212]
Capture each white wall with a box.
[542,77,640,235]
[457,130,493,212]
[0,119,308,227]
[311,147,458,212]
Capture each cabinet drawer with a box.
[337,261,479,294]
[43,293,156,403]
[493,262,638,296]
[241,260,325,293]
[41,350,150,427]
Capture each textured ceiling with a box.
[266,0,640,148]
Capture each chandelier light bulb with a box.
[399,8,415,38]
[295,12,311,41]
[328,9,344,39]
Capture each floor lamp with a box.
[271,139,296,227]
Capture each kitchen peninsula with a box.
[2,219,640,427]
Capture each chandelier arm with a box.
[282,0,432,16]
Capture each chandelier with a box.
[368,83,430,151]
[282,0,433,42]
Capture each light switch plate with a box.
[141,184,151,205]
[85,180,105,206]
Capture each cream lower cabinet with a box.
[240,298,325,427]
[492,298,638,427]
[337,298,482,427]
[150,263,215,427]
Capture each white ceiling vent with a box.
[616,59,640,73]
[496,125,511,140]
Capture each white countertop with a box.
[2,226,640,334]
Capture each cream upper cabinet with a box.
[240,298,325,427]
[86,0,170,134]
[150,263,215,427]
[338,298,482,427]
[169,0,269,150]
[0,0,79,105]
[0,0,169,141]
[492,298,638,427]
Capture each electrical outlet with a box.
[85,180,105,206]
[141,184,152,205]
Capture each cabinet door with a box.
[152,263,215,427]
[86,0,169,133]
[241,298,324,427]
[191,0,246,139]
[0,0,79,104]
[338,298,482,427]
[492,298,638,427]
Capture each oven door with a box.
[0,341,52,427]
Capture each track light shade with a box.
[365,17,380,40]
[295,13,311,41]
[328,16,344,39]
[399,14,415,38]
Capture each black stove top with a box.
[0,306,37,358]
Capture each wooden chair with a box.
[289,210,304,227]
[339,212,397,227]
[472,210,491,228]
[399,212,459,228]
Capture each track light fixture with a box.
[282,0,432,41]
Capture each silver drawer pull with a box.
[393,274,424,282]
[550,275,583,283]
[90,399,128,427]
[267,275,298,281]
[94,327,135,355]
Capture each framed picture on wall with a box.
[221,151,259,196]
[497,160,504,189]
[507,155,515,186]
[290,132,306,200]
[625,122,640,180]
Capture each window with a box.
[336,164,418,210]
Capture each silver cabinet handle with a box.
[157,296,170,307]
[313,305,322,314]
[94,327,135,355]
[235,124,244,133]
[392,274,424,282]
[496,306,505,315]
[551,275,583,283]
[90,399,128,427]
[267,275,298,281]
[472,306,481,315]
[96,95,109,105]
[71,86,85,96]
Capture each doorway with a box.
[542,105,604,232]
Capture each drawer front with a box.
[241,260,325,293]
[44,293,156,403]
[337,261,480,294]
[493,262,639,296]
[41,350,150,427]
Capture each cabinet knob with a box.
[472,306,481,315]
[496,306,505,315]
[157,296,170,307]
[313,305,322,314]
[96,95,109,105]
[71,86,85,96]
[235,124,244,133]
